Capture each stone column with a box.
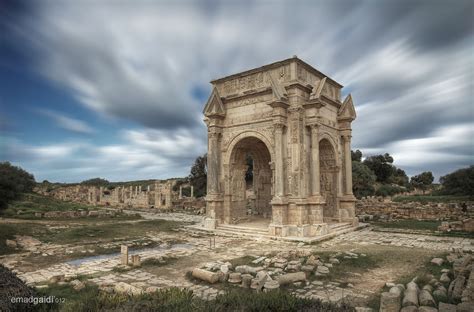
[179,186,183,199]
[190,186,194,198]
[309,124,321,196]
[121,245,128,265]
[343,134,353,195]
[274,123,285,197]
[207,131,220,195]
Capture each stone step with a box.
[217,225,269,235]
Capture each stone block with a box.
[276,272,306,286]
[379,291,401,312]
[121,245,129,265]
[192,268,220,284]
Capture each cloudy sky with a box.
[0,0,472,183]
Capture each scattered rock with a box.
[456,301,474,312]
[276,272,306,286]
[438,302,456,312]
[241,274,252,288]
[316,266,330,275]
[192,268,220,284]
[114,282,143,295]
[448,275,466,302]
[228,273,242,284]
[419,289,436,307]
[402,282,419,307]
[5,239,17,249]
[263,280,279,292]
[418,306,437,312]
[430,258,444,266]
[440,273,451,283]
[379,291,401,312]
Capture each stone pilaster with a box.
[273,123,285,198]
[309,124,321,196]
[205,126,223,229]
[343,134,353,195]
[207,130,221,195]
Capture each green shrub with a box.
[375,185,405,197]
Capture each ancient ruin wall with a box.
[33,180,192,210]
[356,197,474,220]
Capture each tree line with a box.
[0,157,472,211]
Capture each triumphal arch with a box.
[203,56,357,238]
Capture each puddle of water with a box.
[66,243,193,266]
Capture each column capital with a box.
[273,122,286,131]
[307,122,320,131]
[341,134,352,141]
[208,131,221,139]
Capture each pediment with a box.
[203,87,225,117]
[310,77,327,100]
[269,72,288,102]
[338,94,356,121]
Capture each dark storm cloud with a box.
[1,0,472,181]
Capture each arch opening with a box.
[227,136,272,225]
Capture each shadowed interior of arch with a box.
[226,136,272,227]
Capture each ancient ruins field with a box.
[1,194,473,311]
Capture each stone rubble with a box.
[380,252,474,312]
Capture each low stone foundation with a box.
[34,210,118,218]
[356,197,473,221]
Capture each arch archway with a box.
[225,136,272,224]
[319,138,338,221]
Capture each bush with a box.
[0,162,35,210]
[375,185,405,197]
[352,161,376,198]
[439,166,474,196]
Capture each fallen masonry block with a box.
[276,272,306,286]
[379,291,401,312]
[192,268,220,284]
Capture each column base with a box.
[204,218,217,230]
[338,195,357,224]
[268,223,329,237]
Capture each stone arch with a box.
[319,137,338,221]
[224,134,273,224]
[223,130,274,165]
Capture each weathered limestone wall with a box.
[34,180,200,210]
[356,197,474,221]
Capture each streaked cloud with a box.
[0,0,472,181]
[37,109,95,134]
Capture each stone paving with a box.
[325,228,474,252]
[5,220,474,304]
[123,210,203,223]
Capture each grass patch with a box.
[393,253,450,287]
[392,195,473,203]
[34,283,102,312]
[371,220,441,231]
[0,223,50,255]
[35,286,355,312]
[40,220,185,244]
[141,256,178,268]
[2,193,143,221]
[0,219,184,256]
[313,252,382,281]
[2,193,96,217]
